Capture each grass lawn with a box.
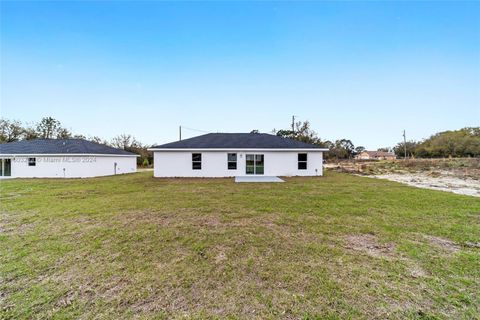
[1,171,479,319]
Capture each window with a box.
[255,154,264,174]
[192,153,202,170]
[28,157,36,166]
[3,159,11,176]
[298,153,307,170]
[227,153,237,170]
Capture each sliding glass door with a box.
[246,154,264,175]
[246,154,255,174]
[0,159,11,177]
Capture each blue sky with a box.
[1,1,479,148]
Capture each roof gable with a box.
[0,139,137,156]
[151,133,324,149]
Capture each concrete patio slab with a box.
[235,176,285,183]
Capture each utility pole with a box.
[403,130,407,160]
[291,115,296,133]
[179,126,182,141]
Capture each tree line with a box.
[2,117,478,163]
[273,120,360,160]
[273,121,480,160]
[392,127,480,158]
[2,117,362,162]
[0,117,152,166]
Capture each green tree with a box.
[393,141,418,158]
[23,126,39,140]
[36,117,61,139]
[395,128,480,158]
[337,139,355,159]
[355,146,366,154]
[56,128,73,139]
[274,120,323,145]
[325,139,356,160]
[0,119,24,143]
[421,127,480,157]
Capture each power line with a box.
[178,125,211,141]
[181,126,210,134]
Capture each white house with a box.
[149,133,328,178]
[0,139,138,178]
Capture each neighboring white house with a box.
[0,139,138,178]
[148,133,328,178]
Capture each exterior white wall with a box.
[3,155,137,178]
[153,151,323,177]
[356,154,370,160]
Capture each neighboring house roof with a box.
[360,151,395,157]
[150,133,327,150]
[0,139,137,156]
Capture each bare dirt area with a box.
[372,172,480,197]
[344,234,396,258]
[423,235,461,253]
[327,158,480,197]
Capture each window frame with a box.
[28,157,36,167]
[298,153,307,170]
[245,154,264,175]
[192,153,202,170]
[227,153,237,170]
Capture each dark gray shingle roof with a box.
[151,133,324,149]
[0,139,136,156]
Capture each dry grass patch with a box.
[424,235,461,253]
[344,233,396,259]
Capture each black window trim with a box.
[227,153,237,170]
[298,153,307,170]
[192,153,202,170]
[28,157,36,167]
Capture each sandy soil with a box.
[326,159,480,197]
[369,173,480,197]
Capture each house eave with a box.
[0,153,140,157]
[148,148,329,152]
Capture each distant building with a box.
[0,139,138,178]
[355,151,396,161]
